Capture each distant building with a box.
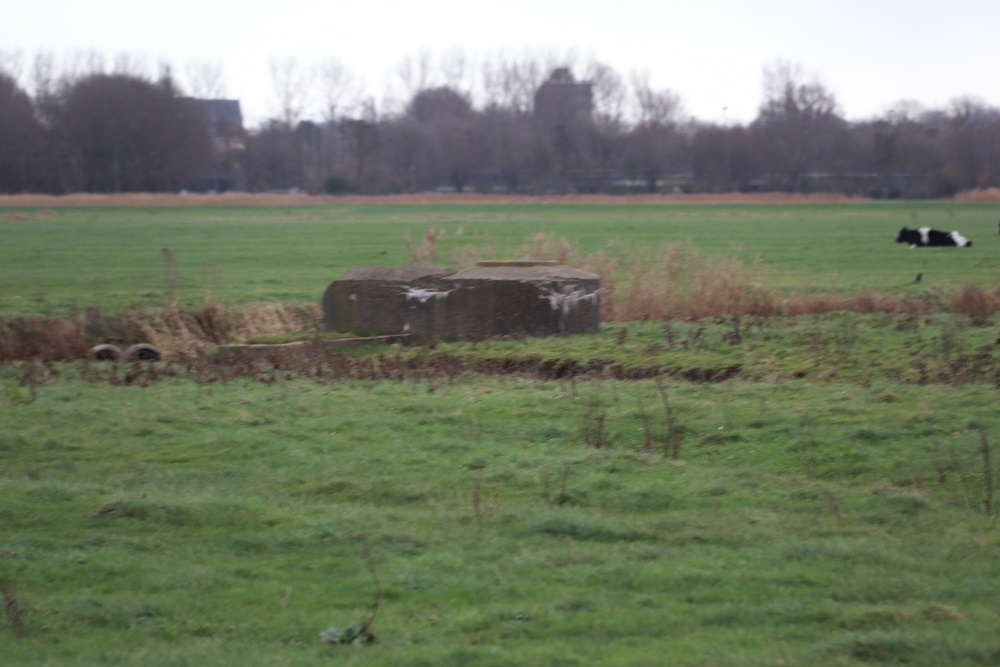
[532,68,596,193]
[189,98,247,191]
[533,68,593,127]
[196,99,245,149]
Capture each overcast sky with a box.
[2,0,998,127]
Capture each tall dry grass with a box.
[954,188,1000,203]
[422,229,995,322]
[0,316,90,362]
[951,283,1000,325]
[0,301,320,362]
[117,301,321,359]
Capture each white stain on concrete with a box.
[539,285,600,315]
[402,286,455,303]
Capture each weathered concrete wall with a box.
[322,266,453,335]
[322,262,600,340]
[440,264,600,340]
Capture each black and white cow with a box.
[896,227,973,248]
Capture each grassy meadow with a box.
[2,199,999,315]
[2,197,1000,665]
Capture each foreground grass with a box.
[3,362,999,665]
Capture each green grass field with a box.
[3,199,1000,665]
[2,200,999,315]
[3,362,1000,665]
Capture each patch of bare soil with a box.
[0,192,870,207]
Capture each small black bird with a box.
[914,273,922,283]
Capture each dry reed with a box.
[954,188,1000,203]
[951,283,1000,325]
[0,301,320,362]
[0,315,90,362]
[425,229,999,323]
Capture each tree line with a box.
[1,54,999,198]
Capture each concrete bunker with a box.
[323,261,600,341]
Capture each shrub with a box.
[324,173,356,195]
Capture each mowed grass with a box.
[2,366,1000,666]
[2,200,999,315]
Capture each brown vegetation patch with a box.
[0,315,90,362]
[954,188,1000,203]
[678,365,744,383]
[0,301,321,363]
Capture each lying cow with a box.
[896,227,972,248]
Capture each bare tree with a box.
[481,52,547,116]
[184,60,227,99]
[52,72,211,192]
[29,52,56,101]
[405,86,476,191]
[690,122,756,192]
[631,71,682,125]
[530,65,598,192]
[0,49,24,83]
[853,101,945,197]
[942,97,1000,192]
[627,73,685,192]
[245,120,301,191]
[752,60,849,191]
[440,48,471,92]
[111,51,148,77]
[585,60,626,126]
[395,51,434,100]
[269,56,313,127]
[0,71,45,192]
[317,57,359,122]
[61,49,107,81]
